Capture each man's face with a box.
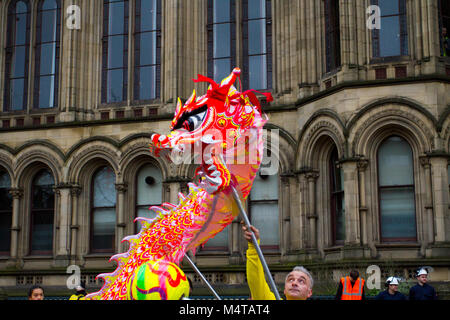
[443,27,447,36]
[284,271,312,300]
[417,274,428,285]
[388,284,399,294]
[29,288,44,300]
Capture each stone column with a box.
[357,159,368,245]
[429,156,450,242]
[305,171,319,249]
[54,184,73,265]
[8,188,23,261]
[341,160,360,245]
[70,185,82,264]
[419,157,434,247]
[115,183,128,253]
[280,175,291,256]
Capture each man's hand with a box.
[241,221,260,242]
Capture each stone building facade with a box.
[0,0,449,298]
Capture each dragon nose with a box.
[151,134,170,147]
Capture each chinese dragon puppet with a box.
[86,68,272,300]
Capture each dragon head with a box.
[150,67,272,193]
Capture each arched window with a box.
[34,0,60,109]
[329,147,344,245]
[0,172,12,255]
[134,0,161,101]
[30,169,55,255]
[135,164,162,232]
[371,0,408,58]
[91,166,116,252]
[207,0,236,83]
[243,0,272,90]
[4,0,31,111]
[377,136,416,241]
[249,168,279,249]
[324,0,341,73]
[102,0,129,103]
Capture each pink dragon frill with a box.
[86,68,272,300]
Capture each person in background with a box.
[28,285,45,300]
[69,281,87,300]
[375,276,407,300]
[242,223,314,300]
[409,267,438,300]
[335,270,365,300]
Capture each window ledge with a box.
[375,243,420,249]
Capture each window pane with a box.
[38,75,56,108]
[251,170,278,201]
[249,55,267,90]
[379,16,401,57]
[335,194,345,241]
[42,0,57,10]
[213,59,231,83]
[10,79,25,111]
[16,1,28,14]
[0,172,11,188]
[0,212,11,252]
[14,13,28,45]
[92,208,115,250]
[378,0,399,16]
[39,43,57,75]
[12,46,27,77]
[108,1,125,35]
[41,10,58,43]
[140,0,157,31]
[139,32,156,66]
[248,0,265,19]
[137,66,156,100]
[107,69,124,102]
[378,136,414,186]
[380,187,416,239]
[137,164,162,205]
[248,20,266,55]
[31,211,53,252]
[213,0,230,23]
[93,167,116,207]
[251,202,279,246]
[213,24,231,58]
[107,36,124,69]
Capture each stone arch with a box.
[349,103,435,157]
[296,110,346,170]
[348,102,434,245]
[0,149,14,186]
[14,142,64,187]
[66,139,120,184]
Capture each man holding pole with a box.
[242,223,314,300]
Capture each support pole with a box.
[231,186,281,300]
[184,254,222,300]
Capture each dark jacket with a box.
[409,283,438,300]
[375,290,407,300]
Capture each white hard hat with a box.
[416,268,428,276]
[386,276,400,285]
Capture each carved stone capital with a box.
[70,185,82,197]
[419,156,430,168]
[115,183,128,193]
[305,171,319,182]
[9,188,23,199]
[357,159,369,172]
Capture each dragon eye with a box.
[183,111,206,131]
